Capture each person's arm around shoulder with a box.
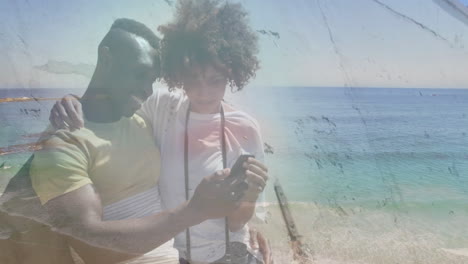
[47,89,165,130]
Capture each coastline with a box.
[1,87,468,263]
[0,97,61,104]
[260,202,468,263]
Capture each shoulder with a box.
[224,103,262,134]
[31,129,93,175]
[35,128,99,164]
[224,105,265,160]
[141,88,187,119]
[146,88,186,106]
[31,129,96,205]
[39,128,95,148]
[224,104,264,150]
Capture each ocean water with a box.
[228,87,468,204]
[0,88,78,178]
[1,87,468,263]
[227,87,468,263]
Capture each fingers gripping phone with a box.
[225,154,255,198]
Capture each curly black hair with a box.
[158,0,260,91]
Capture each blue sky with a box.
[1,0,468,89]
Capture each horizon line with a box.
[1,86,468,90]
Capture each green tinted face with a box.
[109,35,159,118]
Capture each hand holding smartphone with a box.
[225,154,254,199]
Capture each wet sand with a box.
[260,203,468,264]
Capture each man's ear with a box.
[98,46,113,74]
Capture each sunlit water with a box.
[2,87,468,263]
[229,87,468,263]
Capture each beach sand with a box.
[260,203,468,264]
[441,248,468,257]
[1,180,468,263]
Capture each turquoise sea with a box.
[228,87,468,205]
[229,87,468,263]
[1,87,468,263]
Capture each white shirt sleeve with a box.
[137,88,174,149]
[137,90,159,131]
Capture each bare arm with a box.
[45,184,202,256]
[45,169,240,256]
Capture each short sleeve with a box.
[250,119,265,163]
[136,88,167,148]
[30,133,92,205]
[137,90,159,126]
[137,88,185,149]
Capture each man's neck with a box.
[81,87,121,123]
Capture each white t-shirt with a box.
[138,88,266,262]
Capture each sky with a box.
[1,0,468,89]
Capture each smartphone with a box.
[225,154,255,185]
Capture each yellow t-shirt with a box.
[30,114,160,206]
